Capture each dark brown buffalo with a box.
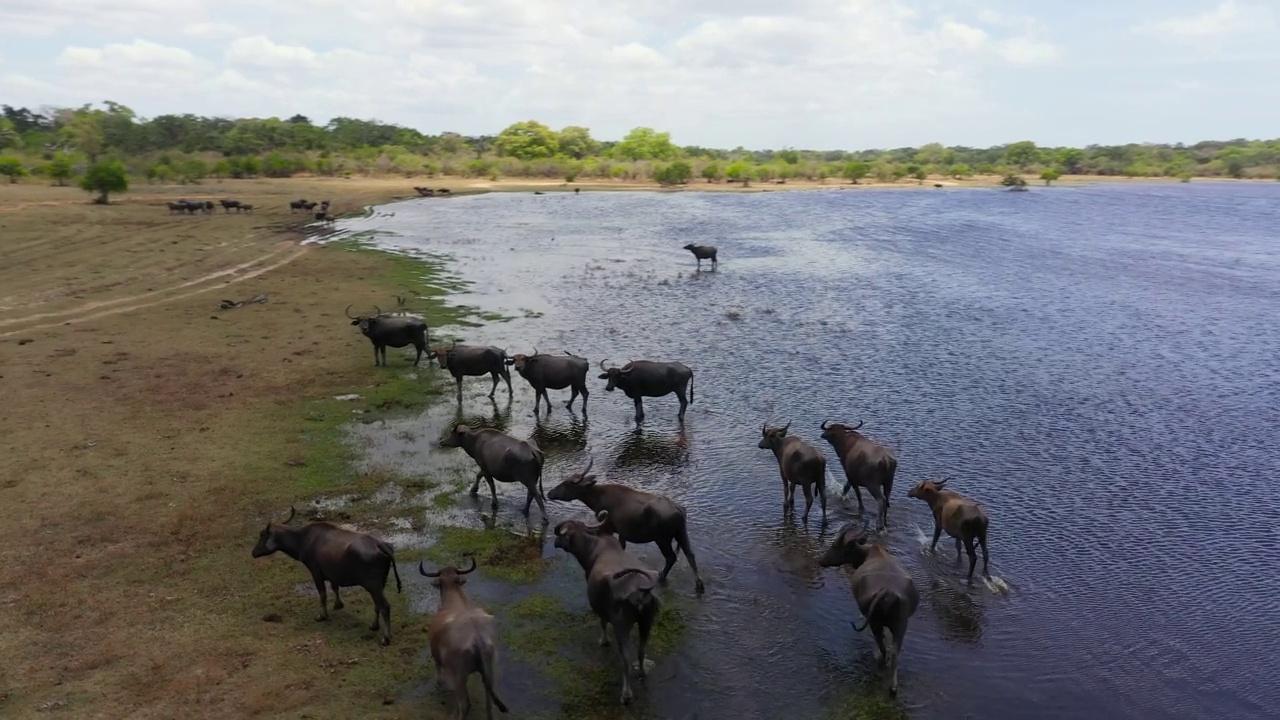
[439,424,548,522]
[758,421,828,523]
[250,506,403,645]
[819,525,919,696]
[346,304,429,366]
[554,512,661,706]
[506,348,590,415]
[547,458,704,593]
[681,243,717,269]
[820,419,897,530]
[433,343,513,400]
[598,359,694,423]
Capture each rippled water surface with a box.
[329,183,1280,719]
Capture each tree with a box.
[842,161,870,184]
[654,161,693,186]
[701,163,721,183]
[556,126,598,160]
[45,155,74,186]
[1000,173,1028,189]
[1005,140,1039,170]
[613,127,678,161]
[0,156,27,183]
[725,161,752,186]
[1056,148,1084,174]
[494,120,559,160]
[948,163,972,179]
[908,165,927,184]
[79,160,128,203]
[777,148,800,164]
[0,118,22,149]
[1040,168,1061,186]
[63,108,105,163]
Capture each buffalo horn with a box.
[599,358,611,372]
[344,304,357,319]
[532,346,539,356]
[762,421,768,434]
[580,456,595,477]
[418,560,441,578]
[372,305,382,317]
[852,419,865,430]
[283,506,296,524]
[821,420,830,430]
[458,556,478,575]
[584,509,610,531]
[782,421,791,434]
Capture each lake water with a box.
[326,182,1280,720]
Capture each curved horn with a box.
[762,421,768,434]
[532,346,539,356]
[580,456,595,477]
[345,304,357,319]
[418,560,441,578]
[372,305,383,317]
[821,420,830,430]
[458,556,478,575]
[782,421,792,434]
[852,419,864,430]
[554,522,568,537]
[598,358,610,372]
[586,509,610,530]
[283,506,296,524]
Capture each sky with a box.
[1,0,1277,150]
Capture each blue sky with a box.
[1,0,1276,149]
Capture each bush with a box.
[79,160,129,203]
[654,161,693,186]
[0,156,28,183]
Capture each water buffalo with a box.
[820,420,896,530]
[758,421,828,523]
[547,458,704,593]
[289,198,308,212]
[238,203,254,213]
[420,558,510,719]
[681,243,717,269]
[598,359,694,423]
[202,200,215,214]
[819,524,919,696]
[167,201,188,214]
[506,348,589,415]
[439,424,548,522]
[347,304,429,366]
[250,506,403,645]
[907,478,990,581]
[433,343,513,400]
[554,512,661,706]
[220,199,241,213]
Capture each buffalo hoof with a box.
[889,685,898,698]
[369,621,381,631]
[540,516,550,525]
[491,501,499,510]
[333,601,344,610]
[379,636,391,647]
[315,614,330,622]
[695,579,706,594]
[620,690,633,706]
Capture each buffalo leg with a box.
[311,571,330,621]
[871,624,888,667]
[818,481,828,522]
[372,588,392,644]
[598,618,611,647]
[613,619,635,705]
[979,532,991,577]
[963,535,978,581]
[887,623,906,697]
[412,343,423,367]
[676,390,688,421]
[800,484,814,523]
[540,388,552,415]
[931,523,943,551]
[531,388,542,415]
[455,377,464,400]
[636,610,653,682]
[484,475,499,510]
[656,539,678,583]
[954,536,962,561]
[780,472,790,507]
[528,482,549,524]
[867,486,888,529]
[488,372,500,399]
[676,526,705,594]
[451,667,471,719]
[373,344,382,366]
[503,369,513,396]
[470,471,483,495]
[565,386,578,411]
[330,583,344,610]
[633,397,645,424]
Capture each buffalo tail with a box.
[689,372,695,404]
[611,568,659,613]
[377,541,403,593]
[478,641,509,713]
[852,592,885,632]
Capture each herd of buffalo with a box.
[250,242,994,717]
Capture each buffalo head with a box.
[818,524,874,568]
[346,304,384,334]
[552,510,610,552]
[417,556,477,588]
[507,347,540,373]
[546,457,598,502]
[907,477,950,502]
[250,506,296,558]
[819,419,864,444]
[757,421,793,450]
[439,424,472,448]
[597,359,630,391]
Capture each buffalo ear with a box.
[597,372,610,380]
[582,474,598,485]
[350,319,360,326]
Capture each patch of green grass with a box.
[816,683,910,720]
[424,526,550,584]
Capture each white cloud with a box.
[998,37,1062,65]
[1134,1,1274,41]
[183,22,241,40]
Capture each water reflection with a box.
[613,426,692,468]
[766,517,832,588]
[530,414,590,454]
[926,578,986,646]
[449,395,514,432]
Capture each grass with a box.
[422,526,550,584]
[0,178,474,719]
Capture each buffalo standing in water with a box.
[681,243,718,270]
[597,359,694,423]
[506,348,590,415]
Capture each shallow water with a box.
[326,183,1280,719]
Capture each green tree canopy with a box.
[79,160,128,203]
[1040,168,1061,185]
[842,161,870,183]
[613,127,678,161]
[494,120,559,160]
[1005,141,1039,170]
[655,161,692,186]
[0,156,27,183]
[45,155,74,186]
[556,126,597,160]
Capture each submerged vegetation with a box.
[2,101,1278,192]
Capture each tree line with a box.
[1,101,1278,190]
